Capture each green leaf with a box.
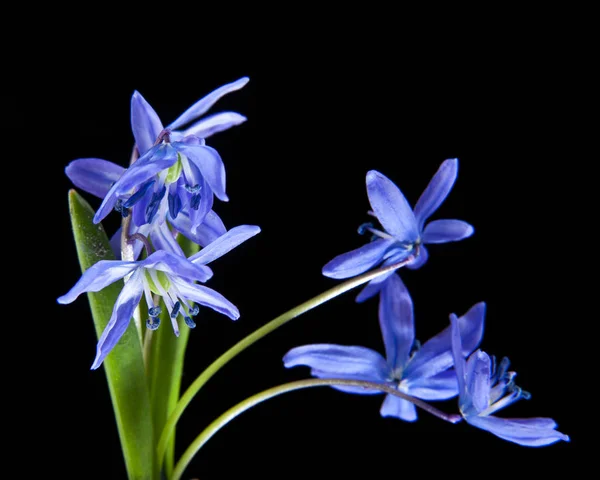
[148,235,199,478]
[68,190,157,480]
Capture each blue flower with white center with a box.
[449,314,569,446]
[322,159,474,302]
[66,77,249,231]
[58,224,260,369]
[283,275,485,421]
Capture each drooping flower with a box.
[449,314,569,446]
[283,275,485,421]
[66,77,249,233]
[58,224,260,369]
[322,159,474,301]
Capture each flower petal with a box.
[422,219,474,244]
[322,238,397,279]
[91,270,144,369]
[179,144,228,201]
[283,344,390,384]
[404,302,486,381]
[366,170,419,242]
[130,90,164,155]
[141,250,212,283]
[466,415,570,446]
[182,112,247,138]
[150,222,185,257]
[355,250,409,302]
[379,274,414,370]
[406,245,428,270]
[189,225,261,265]
[406,368,459,400]
[65,158,126,199]
[380,394,417,422]
[450,313,467,399]
[413,159,458,230]
[57,260,138,304]
[171,278,239,320]
[171,209,226,247]
[168,77,249,130]
[464,350,491,413]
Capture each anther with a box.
[358,222,374,235]
[146,317,160,330]
[171,301,181,318]
[410,339,422,356]
[189,305,199,316]
[124,180,155,208]
[168,193,182,219]
[184,184,202,194]
[149,306,162,317]
[184,316,196,328]
[190,193,201,210]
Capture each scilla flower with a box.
[66,77,249,230]
[322,159,474,301]
[283,275,485,421]
[58,224,260,369]
[449,314,569,446]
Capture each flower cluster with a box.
[285,162,569,446]
[59,78,260,369]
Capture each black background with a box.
[9,20,589,479]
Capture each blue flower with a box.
[66,77,249,231]
[283,275,485,421]
[58,225,260,369]
[322,159,474,301]
[449,314,569,446]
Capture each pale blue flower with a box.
[450,314,569,446]
[284,275,485,421]
[322,159,474,301]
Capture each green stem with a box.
[172,378,461,480]
[157,255,415,467]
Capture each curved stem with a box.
[172,378,461,480]
[157,256,415,466]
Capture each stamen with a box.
[184,184,202,194]
[190,193,201,210]
[171,301,181,318]
[146,185,167,223]
[149,306,162,317]
[410,339,422,357]
[496,357,510,380]
[124,180,155,208]
[184,316,196,328]
[358,222,374,235]
[168,193,182,219]
[146,317,160,330]
[188,304,199,316]
[114,199,130,218]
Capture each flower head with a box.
[449,314,569,446]
[58,224,260,369]
[322,159,474,301]
[283,275,485,421]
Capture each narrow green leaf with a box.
[68,190,157,480]
[148,235,199,477]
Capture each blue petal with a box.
[178,144,228,201]
[182,112,247,138]
[57,260,138,304]
[450,313,467,399]
[413,159,458,230]
[403,302,486,381]
[141,250,213,283]
[91,269,144,369]
[189,225,261,265]
[149,222,185,257]
[322,238,397,279]
[187,179,214,234]
[380,394,417,422]
[66,158,125,199]
[171,208,226,247]
[355,251,409,302]
[283,344,390,387]
[379,274,414,370]
[168,77,249,130]
[130,90,164,155]
[366,170,419,242]
[466,415,570,447]
[406,369,459,400]
[406,245,428,270]
[422,219,474,244]
[170,278,240,320]
[464,350,491,413]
